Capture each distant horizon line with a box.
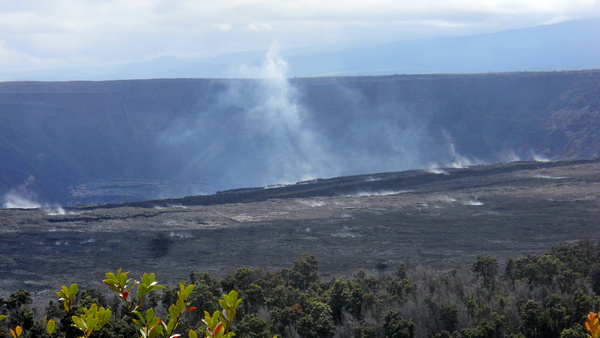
[1,68,599,84]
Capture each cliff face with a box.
[296,72,600,158]
[1,71,599,205]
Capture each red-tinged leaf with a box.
[121,291,129,300]
[169,335,182,338]
[215,323,224,335]
[184,307,197,313]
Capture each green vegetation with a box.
[1,241,600,337]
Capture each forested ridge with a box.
[1,240,600,337]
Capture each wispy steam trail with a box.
[446,143,476,168]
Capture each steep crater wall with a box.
[0,71,598,205]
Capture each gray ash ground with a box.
[1,159,599,303]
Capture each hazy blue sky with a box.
[1,0,599,79]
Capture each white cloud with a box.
[213,23,234,32]
[246,23,274,32]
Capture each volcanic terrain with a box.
[1,158,598,302]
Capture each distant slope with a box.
[1,71,599,206]
[0,18,598,81]
[287,18,600,76]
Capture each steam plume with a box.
[242,43,335,184]
[2,176,41,209]
[158,42,337,192]
[2,176,71,214]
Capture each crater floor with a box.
[1,159,598,302]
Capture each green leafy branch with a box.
[203,290,242,338]
[71,304,112,338]
[5,270,242,338]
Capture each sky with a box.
[1,0,600,80]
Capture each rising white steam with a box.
[427,133,483,171]
[463,198,484,206]
[438,195,457,202]
[446,143,476,168]
[158,42,338,192]
[297,199,326,207]
[426,141,480,173]
[242,43,336,184]
[531,151,550,162]
[44,205,66,215]
[43,205,81,216]
[3,193,41,209]
[534,174,568,180]
[331,226,362,238]
[426,165,449,175]
[2,176,41,209]
[170,231,194,239]
[2,176,73,214]
[346,190,410,197]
